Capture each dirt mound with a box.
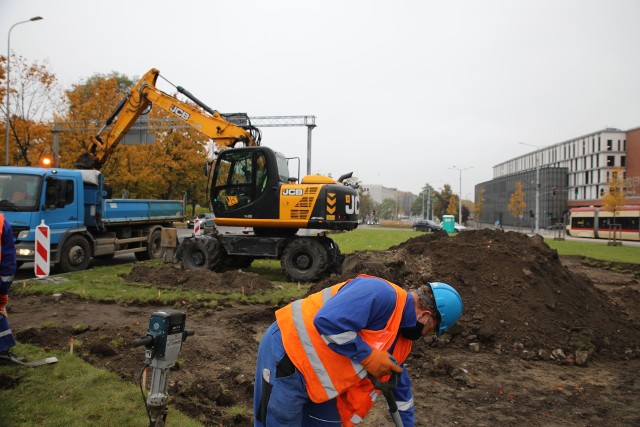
[313,229,640,361]
[122,264,275,294]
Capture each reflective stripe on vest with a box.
[336,336,413,427]
[275,274,408,403]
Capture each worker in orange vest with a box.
[0,213,18,356]
[253,274,463,426]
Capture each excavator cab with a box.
[210,146,289,220]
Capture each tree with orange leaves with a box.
[0,54,60,166]
[59,72,210,208]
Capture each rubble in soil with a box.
[313,229,640,362]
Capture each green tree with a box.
[377,198,397,220]
[358,189,375,219]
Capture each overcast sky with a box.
[2,0,639,198]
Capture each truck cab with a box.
[0,166,184,272]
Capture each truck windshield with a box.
[0,173,42,212]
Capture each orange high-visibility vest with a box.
[336,337,412,426]
[275,274,408,403]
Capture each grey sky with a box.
[2,0,639,199]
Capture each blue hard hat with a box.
[429,282,463,336]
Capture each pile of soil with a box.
[313,229,640,361]
[6,229,640,426]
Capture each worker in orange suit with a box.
[253,274,463,426]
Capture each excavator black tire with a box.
[178,236,224,272]
[320,236,344,275]
[281,237,329,282]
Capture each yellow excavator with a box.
[82,68,359,281]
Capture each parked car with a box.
[454,222,467,232]
[412,219,442,232]
[187,213,215,229]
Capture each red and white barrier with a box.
[193,218,201,236]
[34,220,50,278]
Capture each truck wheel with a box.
[281,238,329,282]
[135,229,164,261]
[59,235,91,272]
[180,237,224,271]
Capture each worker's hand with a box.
[361,349,402,378]
[0,294,7,316]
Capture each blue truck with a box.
[0,166,185,272]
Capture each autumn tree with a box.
[601,166,627,226]
[433,183,455,220]
[59,73,210,204]
[446,194,459,217]
[0,54,61,165]
[508,181,527,229]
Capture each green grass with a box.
[544,238,640,264]
[2,227,638,426]
[0,344,201,427]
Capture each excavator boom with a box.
[77,68,260,169]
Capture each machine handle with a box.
[132,335,154,348]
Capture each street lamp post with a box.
[5,16,43,166]
[519,142,541,234]
[451,166,473,223]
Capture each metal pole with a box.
[535,152,540,234]
[5,16,43,166]
[306,124,316,176]
[458,169,462,222]
[451,166,472,223]
[421,192,424,219]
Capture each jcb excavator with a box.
[82,68,359,281]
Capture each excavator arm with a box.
[76,68,260,169]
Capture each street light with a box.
[5,16,43,166]
[519,142,541,234]
[450,166,473,223]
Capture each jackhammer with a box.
[132,309,194,427]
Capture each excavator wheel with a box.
[320,236,344,275]
[281,237,329,282]
[178,236,224,272]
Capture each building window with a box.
[621,156,626,167]
[607,140,612,151]
[607,156,615,166]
